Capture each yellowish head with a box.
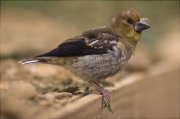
[111,9,150,42]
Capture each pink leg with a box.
[90,81,110,103]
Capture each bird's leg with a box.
[90,81,110,103]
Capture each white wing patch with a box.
[18,60,39,65]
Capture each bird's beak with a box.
[134,18,150,32]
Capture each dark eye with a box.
[126,18,133,24]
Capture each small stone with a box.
[39,100,52,106]
[0,87,7,94]
[38,82,46,88]
[54,92,73,99]
[7,83,37,99]
[1,83,37,117]
[44,93,55,102]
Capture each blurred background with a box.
[1,1,179,118]
[1,1,179,57]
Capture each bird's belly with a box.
[64,54,126,81]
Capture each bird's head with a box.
[110,9,150,42]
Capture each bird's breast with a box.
[64,52,128,81]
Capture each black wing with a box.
[35,28,118,58]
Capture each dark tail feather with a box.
[18,58,47,65]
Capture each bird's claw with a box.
[102,89,110,103]
[102,96,113,114]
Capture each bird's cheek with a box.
[133,33,141,41]
[125,27,135,37]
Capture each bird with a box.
[19,9,150,103]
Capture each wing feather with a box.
[35,27,119,58]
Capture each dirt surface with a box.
[1,57,151,119]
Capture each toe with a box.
[102,90,110,103]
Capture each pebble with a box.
[41,92,73,101]
[54,92,73,99]
[44,93,55,102]
[6,82,38,99]
[1,83,38,117]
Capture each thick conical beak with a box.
[134,18,150,32]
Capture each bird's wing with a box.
[35,30,119,58]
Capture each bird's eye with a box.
[126,18,133,24]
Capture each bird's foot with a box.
[90,81,110,103]
[102,96,113,114]
[101,89,110,103]
[90,81,113,113]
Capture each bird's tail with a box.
[18,57,70,65]
[18,58,48,65]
